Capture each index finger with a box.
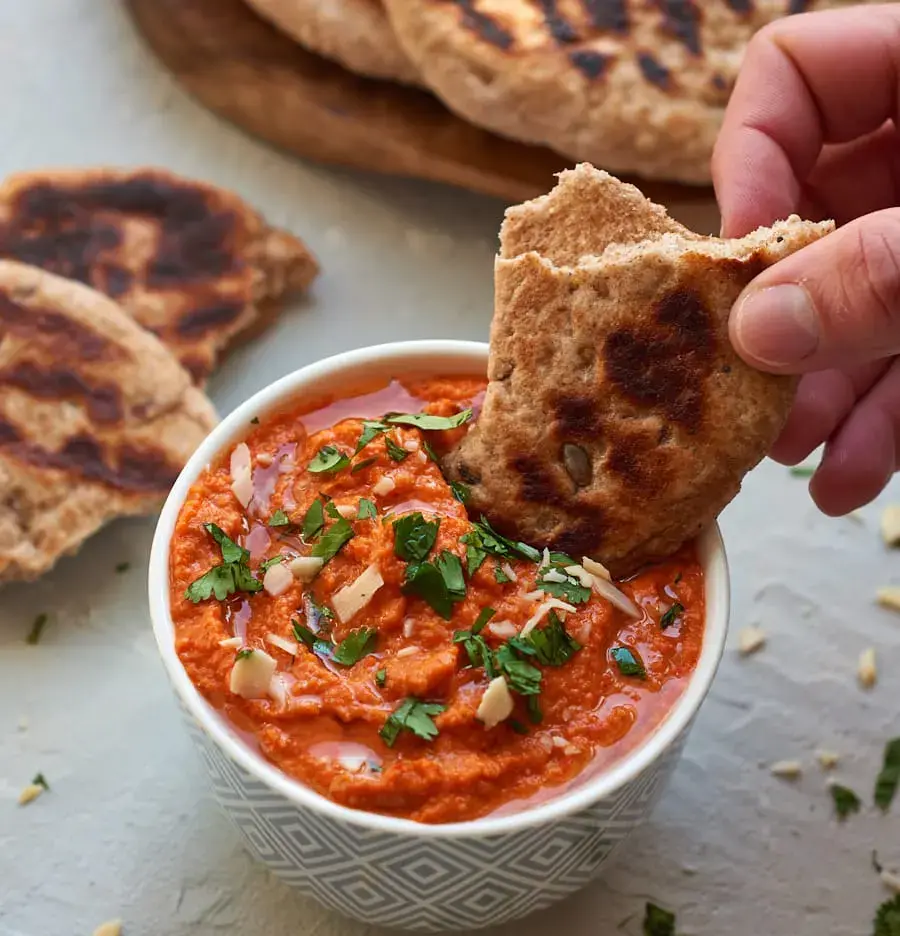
[712,5,900,237]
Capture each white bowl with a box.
[149,340,730,933]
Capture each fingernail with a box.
[733,284,819,366]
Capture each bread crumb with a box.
[738,625,766,656]
[881,870,900,894]
[93,921,122,936]
[881,506,900,545]
[770,760,802,779]
[18,783,44,806]
[876,587,900,612]
[815,749,840,770]
[858,647,877,689]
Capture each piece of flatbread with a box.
[245,0,421,86]
[384,0,875,183]
[445,165,833,577]
[0,261,218,583]
[0,167,318,382]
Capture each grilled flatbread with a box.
[0,261,217,583]
[384,0,873,183]
[0,167,318,382]
[244,0,421,86]
[446,165,833,576]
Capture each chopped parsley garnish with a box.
[185,524,262,603]
[660,602,684,630]
[26,613,48,645]
[460,517,541,572]
[528,612,581,666]
[790,465,815,477]
[302,593,334,631]
[526,695,543,724]
[357,498,377,520]
[494,564,511,584]
[259,555,285,572]
[435,550,466,600]
[386,409,472,430]
[250,417,260,425]
[874,737,900,812]
[453,608,497,678]
[115,561,130,573]
[875,894,900,936]
[379,698,447,747]
[422,439,439,463]
[310,517,354,564]
[268,509,291,528]
[235,648,254,660]
[393,512,439,563]
[403,560,453,619]
[611,646,646,678]
[830,783,862,820]
[384,436,409,462]
[32,772,49,791]
[375,667,387,687]
[308,445,350,474]
[450,481,470,504]
[351,456,378,474]
[509,719,529,735]
[324,500,342,520]
[292,618,333,658]
[301,499,325,540]
[535,566,591,604]
[494,642,542,697]
[354,420,390,454]
[331,627,378,666]
[673,572,683,585]
[643,902,676,936]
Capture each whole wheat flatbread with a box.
[445,165,833,576]
[245,0,421,86]
[384,0,874,183]
[0,261,218,584]
[0,167,318,383]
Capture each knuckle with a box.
[849,213,900,337]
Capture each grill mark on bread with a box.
[539,0,579,43]
[723,0,753,12]
[604,289,714,431]
[0,294,118,361]
[554,395,603,440]
[147,211,241,286]
[176,302,245,338]
[581,0,629,33]
[0,428,180,492]
[658,0,702,55]
[570,49,614,79]
[637,52,671,88]
[513,455,567,506]
[454,0,514,50]
[0,361,123,423]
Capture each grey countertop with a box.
[1,3,897,935]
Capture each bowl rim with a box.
[149,339,730,840]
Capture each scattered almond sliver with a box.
[815,749,840,770]
[770,760,802,779]
[18,783,44,806]
[876,587,900,613]
[93,921,123,936]
[738,625,766,656]
[858,647,877,689]
[881,869,900,894]
[881,505,900,546]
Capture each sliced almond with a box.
[218,636,244,649]
[18,783,44,806]
[230,648,277,699]
[815,749,841,770]
[263,562,293,597]
[877,587,900,613]
[581,556,611,581]
[230,442,253,508]
[881,505,900,546]
[738,625,766,656]
[770,760,803,779]
[476,676,514,729]
[288,556,324,583]
[858,647,877,689]
[332,564,384,623]
[265,633,299,655]
[373,476,396,497]
[93,922,123,936]
[881,869,900,894]
[335,504,356,519]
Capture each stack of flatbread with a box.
[0,167,318,583]
[243,0,869,184]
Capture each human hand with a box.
[712,4,900,515]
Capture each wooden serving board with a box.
[127,0,712,207]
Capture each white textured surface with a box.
[0,3,897,935]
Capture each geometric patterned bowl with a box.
[149,340,730,933]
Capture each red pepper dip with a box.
[169,376,705,824]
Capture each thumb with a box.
[730,209,900,373]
